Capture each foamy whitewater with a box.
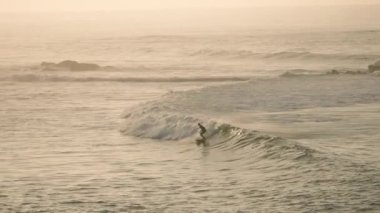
[1,27,380,212]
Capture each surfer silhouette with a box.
[196,123,207,146]
[198,123,206,139]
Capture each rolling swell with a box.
[205,124,315,161]
[190,49,380,61]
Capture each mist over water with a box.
[1,5,380,212]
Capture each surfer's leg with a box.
[201,133,205,140]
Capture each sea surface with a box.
[1,26,380,212]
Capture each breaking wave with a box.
[190,49,380,61]
[120,108,315,161]
[2,67,378,83]
[1,74,250,83]
[120,74,380,161]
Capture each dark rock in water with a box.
[57,60,100,71]
[327,69,339,75]
[345,70,367,75]
[368,60,380,73]
[40,60,100,71]
[368,65,380,72]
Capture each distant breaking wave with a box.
[190,49,380,61]
[0,74,250,83]
[3,67,377,83]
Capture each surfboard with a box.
[196,138,207,146]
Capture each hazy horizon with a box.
[0,4,379,37]
[1,0,380,12]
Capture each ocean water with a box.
[1,27,380,212]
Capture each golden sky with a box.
[1,0,379,11]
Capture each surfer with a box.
[196,123,207,146]
[198,123,207,140]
